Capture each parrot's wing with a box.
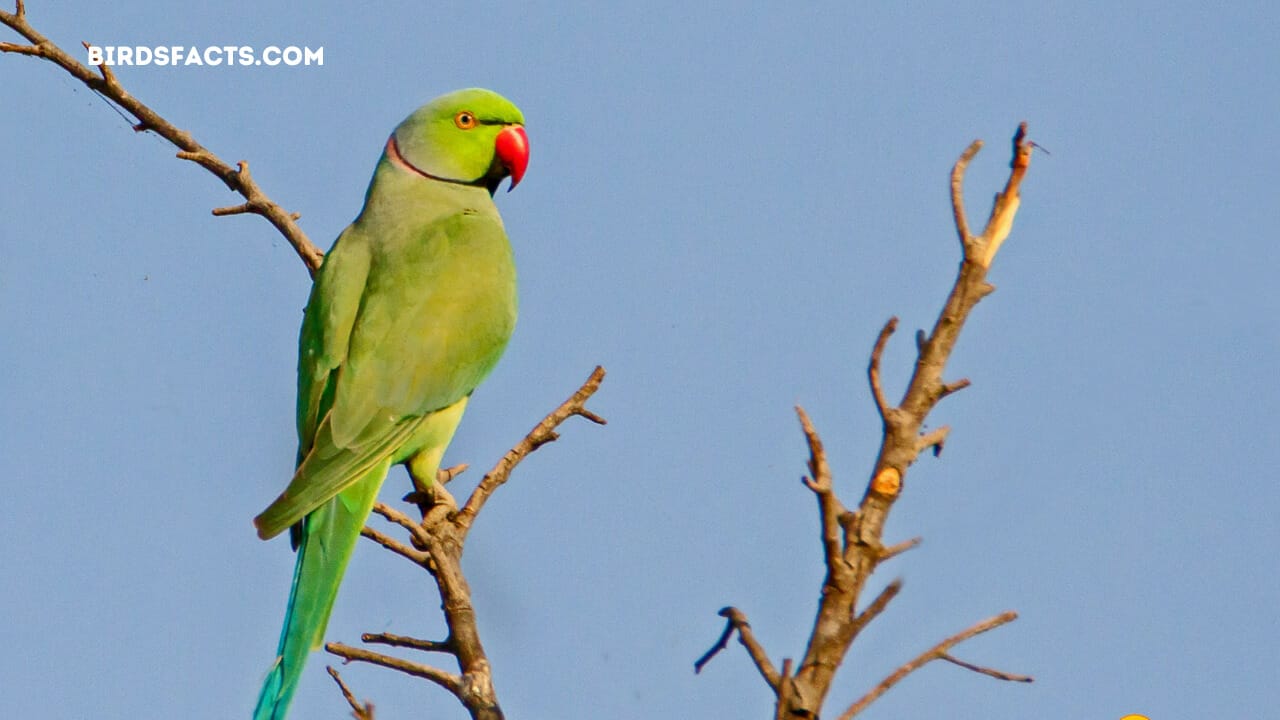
[254,213,515,540]
[295,226,371,459]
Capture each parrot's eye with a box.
[454,111,477,130]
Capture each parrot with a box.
[251,87,529,720]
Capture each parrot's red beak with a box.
[494,125,529,191]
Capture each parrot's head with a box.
[389,88,529,195]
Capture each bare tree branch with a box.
[694,607,780,690]
[362,632,455,654]
[326,642,463,695]
[797,406,845,577]
[326,666,376,720]
[950,140,983,245]
[773,659,795,720]
[877,536,922,562]
[848,579,902,639]
[370,502,434,550]
[455,365,607,534]
[939,653,1033,683]
[836,611,1028,719]
[358,526,431,566]
[702,125,1036,718]
[0,5,323,273]
[329,368,607,720]
[867,317,898,422]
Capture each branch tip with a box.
[940,378,971,399]
[940,653,1034,683]
[695,607,780,689]
[950,139,983,244]
[455,366,606,531]
[868,317,898,420]
[878,536,922,561]
[326,666,375,720]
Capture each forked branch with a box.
[325,367,607,720]
[698,126,1036,718]
[836,611,1031,719]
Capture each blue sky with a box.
[2,2,1277,718]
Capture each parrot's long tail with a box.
[253,462,389,720]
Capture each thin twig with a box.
[940,653,1033,683]
[877,536,922,562]
[362,632,455,654]
[358,526,430,565]
[848,579,902,638]
[370,502,433,550]
[774,659,794,720]
[0,8,322,273]
[455,366,606,533]
[868,318,898,421]
[836,611,1025,719]
[326,642,462,696]
[437,463,469,485]
[916,425,951,457]
[694,607,780,690]
[939,378,972,399]
[326,666,375,720]
[797,406,845,576]
[951,140,983,245]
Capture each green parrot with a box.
[252,88,529,720]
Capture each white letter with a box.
[263,46,280,65]
[282,46,301,66]
[86,45,102,65]
[239,46,254,65]
[204,46,221,66]
[304,47,323,66]
[185,46,202,65]
[135,46,152,65]
[117,47,133,65]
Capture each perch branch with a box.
[343,367,607,720]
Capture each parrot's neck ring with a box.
[385,135,486,188]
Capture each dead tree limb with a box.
[0,2,323,273]
[327,366,607,720]
[698,125,1036,718]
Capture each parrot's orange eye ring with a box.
[454,111,477,130]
